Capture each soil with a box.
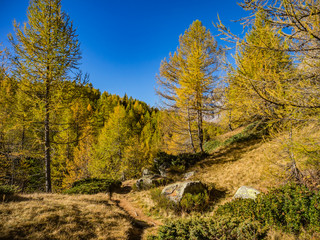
[112,181,161,240]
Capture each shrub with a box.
[153,151,208,173]
[217,183,320,233]
[150,188,177,211]
[151,187,210,213]
[204,139,222,152]
[180,191,209,212]
[0,184,19,195]
[64,178,121,195]
[148,215,267,240]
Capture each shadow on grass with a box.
[117,185,132,194]
[200,139,263,169]
[1,194,31,203]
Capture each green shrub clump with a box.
[203,140,222,152]
[64,178,121,195]
[153,151,208,172]
[151,188,210,213]
[148,215,267,240]
[0,184,19,195]
[217,183,320,233]
[180,191,209,212]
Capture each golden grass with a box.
[0,193,131,240]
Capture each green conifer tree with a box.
[157,20,222,152]
[9,0,81,192]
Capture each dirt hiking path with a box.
[112,181,162,240]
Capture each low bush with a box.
[64,178,121,195]
[180,191,209,212]
[217,183,320,233]
[0,184,19,195]
[148,215,267,240]
[150,187,210,213]
[153,151,208,173]
[203,139,222,152]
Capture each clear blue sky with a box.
[0,0,247,107]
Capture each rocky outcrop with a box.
[234,186,260,200]
[136,174,171,190]
[161,181,207,203]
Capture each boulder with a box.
[234,186,260,200]
[161,181,207,203]
[136,174,170,190]
[183,171,196,180]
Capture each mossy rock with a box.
[161,181,207,203]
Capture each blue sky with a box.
[0,0,248,106]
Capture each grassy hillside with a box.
[0,193,131,240]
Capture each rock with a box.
[120,172,126,181]
[161,181,207,203]
[234,186,260,200]
[142,168,152,177]
[136,174,170,190]
[159,164,169,177]
[183,171,196,180]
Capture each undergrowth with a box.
[217,182,320,234]
[63,178,121,194]
[153,151,208,173]
[150,187,210,213]
[150,183,320,239]
[148,215,267,240]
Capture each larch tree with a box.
[217,0,320,181]
[226,12,292,127]
[9,0,81,192]
[157,20,222,153]
[218,0,320,110]
[91,105,130,179]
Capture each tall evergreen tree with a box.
[157,20,222,152]
[9,0,81,192]
[226,12,292,127]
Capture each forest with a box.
[1,0,320,239]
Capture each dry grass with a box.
[0,193,131,240]
[193,138,279,198]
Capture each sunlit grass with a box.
[0,193,131,240]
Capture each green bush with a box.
[64,178,121,195]
[0,184,19,195]
[148,215,267,240]
[153,151,208,172]
[217,183,320,233]
[204,139,222,152]
[151,187,210,213]
[180,191,209,212]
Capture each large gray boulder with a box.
[161,181,207,203]
[234,186,260,200]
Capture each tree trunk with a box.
[197,108,204,153]
[187,107,196,153]
[45,70,51,193]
